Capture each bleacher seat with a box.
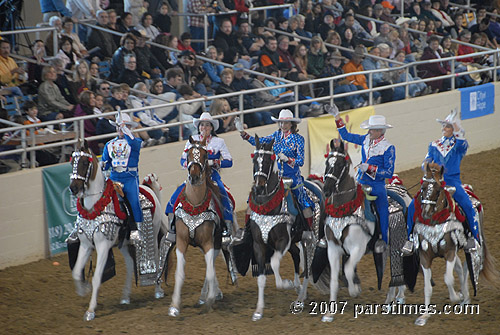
[98,60,111,79]
[1,95,20,117]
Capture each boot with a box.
[464,236,477,252]
[222,220,232,247]
[401,239,414,256]
[129,229,142,243]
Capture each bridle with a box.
[70,151,94,185]
[325,151,348,192]
[187,143,207,185]
[252,148,278,196]
[420,176,443,206]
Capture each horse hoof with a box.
[282,279,294,290]
[198,299,205,305]
[216,291,223,301]
[349,284,361,297]
[415,315,430,326]
[321,314,334,323]
[252,312,263,321]
[84,311,95,321]
[396,297,405,304]
[155,289,165,299]
[168,307,180,317]
[120,298,130,305]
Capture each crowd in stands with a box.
[1,0,500,171]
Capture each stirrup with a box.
[129,230,142,243]
[401,240,414,256]
[374,239,387,253]
[65,229,79,243]
[302,230,314,242]
[464,237,477,253]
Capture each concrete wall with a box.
[1,86,498,269]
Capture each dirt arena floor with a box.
[1,148,499,335]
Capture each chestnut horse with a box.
[412,162,497,326]
[168,137,235,317]
[69,141,166,321]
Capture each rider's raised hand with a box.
[234,116,245,132]
[325,104,340,118]
[278,152,289,162]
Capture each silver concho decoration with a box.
[175,199,220,239]
[134,192,158,286]
[250,211,293,244]
[76,199,122,242]
[325,206,373,242]
[414,220,466,254]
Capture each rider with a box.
[101,112,143,243]
[402,109,480,254]
[165,112,234,239]
[236,109,315,236]
[327,104,395,246]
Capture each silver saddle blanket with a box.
[175,199,220,240]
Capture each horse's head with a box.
[420,162,446,220]
[324,138,351,198]
[252,135,276,196]
[186,136,208,186]
[69,140,98,197]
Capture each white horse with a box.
[69,141,167,321]
[315,140,410,322]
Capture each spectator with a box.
[154,2,172,33]
[259,36,285,70]
[0,39,27,90]
[470,18,498,49]
[106,8,122,47]
[359,5,377,37]
[307,35,327,78]
[176,50,207,95]
[89,62,102,83]
[209,98,237,134]
[61,17,89,58]
[94,93,105,116]
[167,34,180,65]
[96,81,112,98]
[250,69,279,113]
[295,14,313,44]
[202,45,224,88]
[417,35,451,92]
[134,30,165,79]
[70,60,97,97]
[74,90,99,152]
[87,10,118,59]
[457,30,475,63]
[420,1,436,22]
[293,44,312,80]
[430,0,454,28]
[151,34,174,71]
[320,51,366,109]
[362,45,392,102]
[214,18,238,54]
[56,36,78,71]
[325,30,341,53]
[340,28,357,59]
[124,0,144,26]
[21,100,59,166]
[111,33,137,80]
[231,63,259,123]
[178,32,196,53]
[37,66,74,121]
[343,46,378,101]
[130,82,169,144]
[117,55,144,89]
[164,67,183,96]
[108,86,127,110]
[136,12,160,40]
[51,58,77,104]
[28,40,47,85]
[187,0,216,52]
[372,4,384,30]
[447,12,465,39]
[374,22,392,46]
[215,68,239,110]
[239,20,264,57]
[40,0,72,22]
[391,50,430,98]
[176,84,203,135]
[277,36,296,74]
[380,1,396,24]
[318,11,336,41]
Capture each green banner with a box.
[42,163,78,256]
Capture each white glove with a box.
[278,152,289,162]
[234,116,244,132]
[120,124,134,139]
[325,104,340,117]
[359,163,369,172]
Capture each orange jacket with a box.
[343,61,368,90]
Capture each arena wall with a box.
[1,85,499,269]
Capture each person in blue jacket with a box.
[101,112,143,243]
[165,112,234,239]
[403,109,480,254]
[328,104,396,245]
[236,109,315,233]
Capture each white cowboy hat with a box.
[436,108,459,126]
[271,109,302,123]
[193,112,219,131]
[360,115,393,129]
[111,112,138,128]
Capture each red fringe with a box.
[248,180,285,215]
[324,184,364,218]
[413,188,465,225]
[77,179,126,220]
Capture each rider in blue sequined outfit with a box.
[403,110,480,253]
[238,109,314,230]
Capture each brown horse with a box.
[168,137,225,317]
[412,162,497,326]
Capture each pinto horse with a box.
[411,162,497,326]
[168,137,235,317]
[314,139,411,323]
[232,135,322,321]
[69,141,166,321]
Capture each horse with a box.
[68,140,167,321]
[168,136,237,317]
[411,162,497,326]
[314,139,411,323]
[231,135,323,321]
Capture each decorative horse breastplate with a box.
[175,199,220,239]
[76,201,122,242]
[250,195,293,244]
[413,220,466,254]
[325,206,372,242]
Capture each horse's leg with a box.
[453,255,469,304]
[199,248,222,305]
[213,249,223,300]
[343,230,365,298]
[252,227,267,321]
[395,285,406,304]
[85,239,113,321]
[253,274,266,321]
[169,220,188,317]
[288,243,301,291]
[322,238,341,323]
[72,243,92,297]
[415,265,433,326]
[270,226,293,290]
[119,241,134,304]
[444,251,462,303]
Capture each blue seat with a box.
[1,95,20,117]
[98,60,111,79]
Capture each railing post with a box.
[405,67,409,99]
[294,84,299,119]
[368,72,373,105]
[494,49,498,82]
[204,14,208,52]
[53,28,58,57]
[451,58,456,90]
[329,78,334,106]
[239,93,244,120]
[30,129,36,168]
[21,129,27,169]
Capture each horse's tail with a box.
[480,238,499,286]
[142,173,162,204]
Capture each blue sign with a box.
[459,83,495,120]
